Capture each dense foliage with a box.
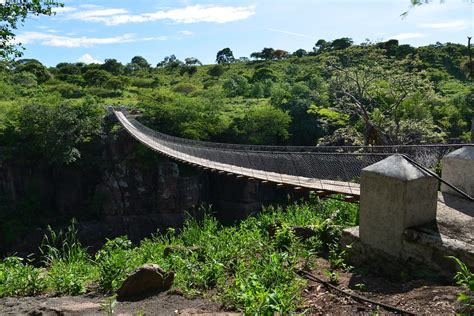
[0,198,358,313]
[0,39,471,165]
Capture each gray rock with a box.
[117,264,174,301]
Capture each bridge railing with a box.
[113,107,468,194]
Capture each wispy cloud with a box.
[77,53,102,64]
[52,7,77,14]
[390,32,427,41]
[15,32,166,48]
[69,8,129,22]
[179,30,193,36]
[420,20,470,31]
[62,5,256,25]
[266,28,314,39]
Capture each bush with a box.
[55,83,84,98]
[84,87,121,98]
[0,257,45,297]
[172,83,198,95]
[130,77,154,88]
[47,261,96,295]
[95,236,136,293]
[207,64,225,77]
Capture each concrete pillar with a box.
[441,146,474,197]
[359,154,438,257]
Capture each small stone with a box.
[117,264,174,301]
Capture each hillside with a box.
[0,40,472,167]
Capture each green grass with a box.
[0,197,358,314]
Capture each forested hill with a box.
[0,39,472,165]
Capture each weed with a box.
[328,243,352,271]
[40,218,88,265]
[0,256,46,297]
[448,256,473,314]
[324,269,340,285]
[95,236,136,293]
[101,295,117,316]
[355,283,367,291]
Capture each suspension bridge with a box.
[111,107,466,201]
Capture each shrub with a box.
[55,83,84,98]
[0,257,46,297]
[172,83,198,95]
[95,236,135,293]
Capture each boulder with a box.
[117,264,174,301]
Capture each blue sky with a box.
[13,0,474,66]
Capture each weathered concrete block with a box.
[359,154,438,257]
[441,146,474,197]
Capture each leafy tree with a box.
[216,48,235,64]
[292,49,308,58]
[104,77,127,92]
[328,47,437,145]
[314,39,330,54]
[251,48,277,60]
[157,55,183,70]
[130,56,150,70]
[331,38,353,50]
[14,100,104,164]
[185,57,202,66]
[101,59,124,75]
[179,65,198,78]
[14,59,51,83]
[252,67,277,82]
[231,104,291,144]
[223,75,251,97]
[0,0,62,60]
[271,81,328,145]
[274,49,289,60]
[12,71,37,87]
[83,69,111,87]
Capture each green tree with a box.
[185,57,202,66]
[216,48,235,64]
[157,55,183,69]
[83,69,111,87]
[328,47,438,145]
[292,49,308,58]
[179,65,198,78]
[14,59,51,83]
[231,104,291,144]
[0,0,62,60]
[101,59,124,75]
[252,68,277,82]
[15,101,104,164]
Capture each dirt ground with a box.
[0,257,462,315]
[299,258,460,315]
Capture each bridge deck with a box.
[114,110,360,196]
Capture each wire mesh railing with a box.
[112,107,468,196]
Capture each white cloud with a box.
[179,30,193,36]
[420,20,471,31]
[64,5,256,25]
[266,28,314,39]
[77,54,102,64]
[69,8,129,22]
[390,32,427,41]
[53,7,77,14]
[15,32,165,48]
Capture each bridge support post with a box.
[359,154,438,257]
[441,146,474,198]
